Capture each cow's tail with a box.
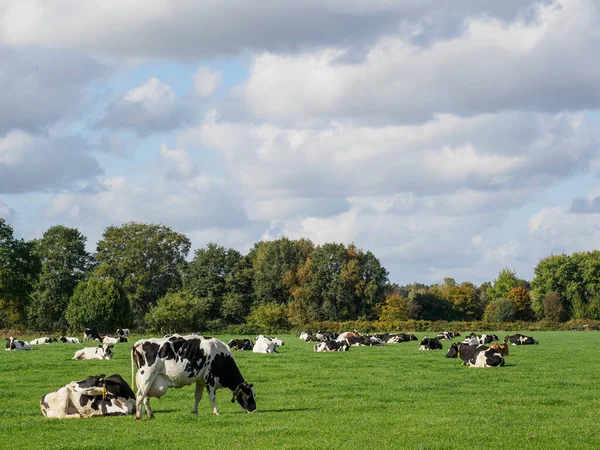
[131,346,136,390]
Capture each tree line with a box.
[0,218,598,333]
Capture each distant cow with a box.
[344,335,369,346]
[253,335,277,353]
[465,333,498,345]
[418,337,443,350]
[60,336,81,344]
[337,330,361,341]
[299,332,313,342]
[40,374,135,419]
[490,343,509,356]
[131,335,256,421]
[72,344,114,360]
[271,337,284,347]
[446,342,505,367]
[228,339,254,351]
[436,331,460,341]
[30,337,58,345]
[504,334,539,345]
[83,329,102,342]
[315,331,338,342]
[374,333,417,343]
[314,341,350,352]
[6,337,31,351]
[116,328,130,337]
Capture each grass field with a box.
[1,331,599,450]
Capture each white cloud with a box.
[160,143,197,179]
[192,68,221,98]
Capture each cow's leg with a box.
[143,397,153,419]
[192,381,204,414]
[206,385,219,415]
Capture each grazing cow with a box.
[228,339,254,351]
[418,337,443,350]
[30,337,58,345]
[103,336,127,344]
[298,331,313,342]
[40,374,135,419]
[315,331,338,342]
[60,336,81,344]
[116,328,130,337]
[490,343,509,356]
[5,337,31,351]
[72,344,114,360]
[314,341,350,352]
[253,335,277,353]
[504,334,539,345]
[446,343,505,367]
[83,328,102,342]
[131,335,256,421]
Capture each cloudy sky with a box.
[2,0,600,285]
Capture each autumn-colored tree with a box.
[374,293,409,321]
[506,286,534,321]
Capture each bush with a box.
[543,292,564,322]
[246,302,290,333]
[145,291,208,334]
[483,298,516,322]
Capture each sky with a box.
[2,0,600,285]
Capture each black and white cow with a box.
[116,328,130,337]
[418,337,443,350]
[465,333,499,345]
[446,342,505,367]
[103,336,128,344]
[83,328,102,342]
[72,344,114,360]
[314,341,350,352]
[315,331,338,342]
[228,339,254,351]
[504,334,539,345]
[5,337,31,351]
[59,336,81,344]
[30,337,58,345]
[299,331,313,342]
[374,333,417,343]
[131,335,256,421]
[436,331,461,341]
[253,335,277,353]
[344,335,369,346]
[40,374,135,418]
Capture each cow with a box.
[60,336,81,344]
[116,328,130,337]
[336,330,361,341]
[228,339,254,351]
[40,374,135,419]
[490,343,509,356]
[504,334,539,345]
[83,328,102,342]
[5,337,31,351]
[374,333,416,343]
[465,333,498,345]
[103,336,127,344]
[367,335,385,346]
[299,331,313,342]
[436,331,460,341]
[271,337,284,347]
[315,331,338,342]
[30,337,58,345]
[314,341,350,352]
[446,342,505,367]
[131,335,256,421]
[253,335,277,353]
[418,337,443,350]
[344,335,369,346]
[72,344,114,360]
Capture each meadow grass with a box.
[0,331,598,449]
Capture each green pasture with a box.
[0,332,598,449]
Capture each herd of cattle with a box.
[6,326,539,420]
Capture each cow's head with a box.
[231,382,256,413]
[6,337,15,350]
[446,343,459,358]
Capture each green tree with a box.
[506,286,534,321]
[145,291,208,333]
[483,298,516,322]
[246,301,290,333]
[490,268,525,300]
[542,292,564,322]
[0,219,40,327]
[375,293,409,321]
[94,222,191,327]
[66,276,130,332]
[28,226,91,331]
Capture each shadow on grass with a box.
[255,407,316,413]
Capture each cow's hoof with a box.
[191,411,198,414]
[135,417,142,422]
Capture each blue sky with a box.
[2,0,600,285]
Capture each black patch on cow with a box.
[178,339,207,377]
[142,342,160,367]
[76,375,105,390]
[209,352,244,390]
[158,342,177,361]
[202,336,212,339]
[40,395,49,410]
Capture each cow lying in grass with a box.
[446,342,505,367]
[418,337,443,350]
[72,344,114,360]
[314,341,350,352]
[504,334,539,345]
[41,374,135,418]
[5,337,31,351]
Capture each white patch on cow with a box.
[72,344,113,360]
[253,335,277,353]
[103,336,120,344]
[299,332,312,342]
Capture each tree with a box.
[94,222,191,327]
[490,268,525,300]
[145,291,208,334]
[483,298,516,322]
[430,281,482,320]
[0,219,40,328]
[246,302,290,333]
[66,276,130,332]
[28,226,91,330]
[183,243,243,320]
[542,292,564,322]
[375,293,409,321]
[506,286,534,321]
